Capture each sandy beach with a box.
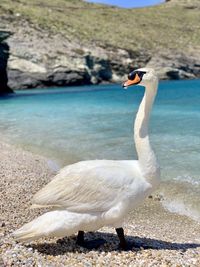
[0,141,200,267]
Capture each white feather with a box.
[32,160,146,212]
[13,210,102,242]
[13,68,160,242]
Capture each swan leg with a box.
[76,231,105,249]
[76,230,84,246]
[116,227,128,249]
[116,227,144,250]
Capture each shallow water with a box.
[0,80,200,220]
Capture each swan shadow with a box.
[28,231,200,256]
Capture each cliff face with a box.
[0,31,13,94]
[5,23,152,90]
[5,23,200,91]
[0,0,200,91]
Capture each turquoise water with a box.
[0,80,200,220]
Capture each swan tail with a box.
[30,204,50,209]
[13,210,98,242]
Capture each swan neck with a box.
[134,81,160,182]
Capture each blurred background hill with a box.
[0,0,200,92]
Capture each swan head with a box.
[123,68,158,89]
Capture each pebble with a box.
[0,141,200,266]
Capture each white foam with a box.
[173,175,200,186]
[162,199,200,222]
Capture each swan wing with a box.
[32,160,140,213]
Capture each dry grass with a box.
[0,0,200,52]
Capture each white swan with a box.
[13,68,160,249]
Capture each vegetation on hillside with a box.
[0,0,200,53]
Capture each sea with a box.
[0,80,200,221]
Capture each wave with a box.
[173,175,200,186]
[161,198,200,222]
[159,178,200,222]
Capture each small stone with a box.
[1,222,6,227]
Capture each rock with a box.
[8,70,47,89]
[1,222,6,227]
[8,57,47,74]
[1,18,200,91]
[166,69,195,79]
[146,52,199,80]
[0,31,13,95]
[49,69,91,86]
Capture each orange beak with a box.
[123,73,141,88]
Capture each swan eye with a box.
[128,71,147,81]
[128,72,136,80]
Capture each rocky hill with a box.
[0,0,200,93]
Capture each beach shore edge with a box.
[0,141,200,266]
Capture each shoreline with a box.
[0,141,200,266]
[1,129,200,224]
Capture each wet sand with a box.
[0,141,200,266]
